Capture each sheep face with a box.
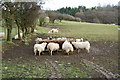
[35,38,42,44]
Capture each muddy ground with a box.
[2,34,119,79]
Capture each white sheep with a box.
[34,29,37,32]
[75,38,83,42]
[47,36,56,40]
[62,40,74,55]
[35,37,42,44]
[34,42,47,56]
[56,37,62,40]
[14,33,23,39]
[67,38,74,41]
[53,29,58,33]
[52,38,56,40]
[0,32,5,38]
[48,30,52,33]
[47,36,53,40]
[61,37,67,40]
[48,28,58,33]
[47,42,60,56]
[72,41,90,53]
[56,37,67,41]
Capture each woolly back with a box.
[64,40,69,43]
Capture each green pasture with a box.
[0,20,118,42]
[2,59,49,78]
[47,21,118,42]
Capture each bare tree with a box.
[46,11,59,23]
[13,2,41,39]
[39,10,47,26]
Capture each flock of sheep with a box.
[34,37,90,56]
[0,28,90,56]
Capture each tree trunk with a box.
[27,27,31,34]
[15,20,21,40]
[17,25,21,40]
[21,28,25,39]
[25,27,28,36]
[60,19,62,22]
[5,19,12,41]
[52,19,55,23]
[31,26,34,33]
[39,21,42,26]
[50,18,55,23]
[6,28,12,41]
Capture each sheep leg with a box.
[34,49,37,55]
[50,51,53,56]
[67,52,69,55]
[87,49,89,53]
[66,50,69,55]
[35,52,37,55]
[56,50,58,53]
[78,49,80,53]
[39,51,41,56]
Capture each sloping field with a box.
[2,21,119,79]
[48,21,118,42]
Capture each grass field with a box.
[2,59,49,78]
[58,62,88,78]
[1,20,118,42]
[36,25,50,34]
[47,21,118,42]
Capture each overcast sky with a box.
[43,0,119,10]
